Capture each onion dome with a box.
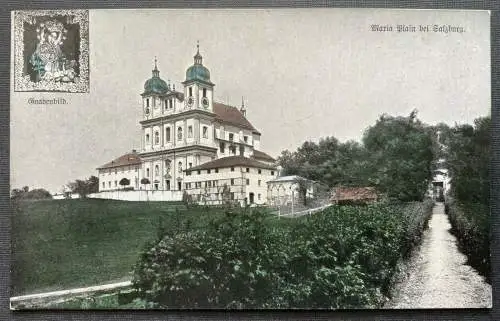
[185,42,212,84]
[143,58,169,95]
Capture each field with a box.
[11,198,224,296]
[12,198,433,309]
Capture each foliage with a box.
[444,116,490,281]
[182,191,194,208]
[446,117,490,204]
[133,201,433,309]
[277,112,433,203]
[140,178,150,185]
[67,176,99,198]
[362,112,433,202]
[445,198,490,282]
[119,178,131,188]
[11,187,52,200]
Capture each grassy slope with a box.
[11,199,221,296]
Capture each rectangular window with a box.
[203,88,207,98]
[102,182,105,188]
[188,125,193,138]
[115,169,117,174]
[185,183,189,189]
[215,168,219,173]
[189,162,192,168]
[165,128,171,142]
[108,181,111,187]
[258,194,261,200]
[231,167,234,172]
[258,180,261,186]
[231,179,235,185]
[246,167,249,173]
[258,169,262,174]
[186,171,191,176]
[244,136,248,143]
[220,142,225,153]
[231,192,235,200]
[229,133,234,141]
[197,170,201,175]
[207,169,211,174]
[203,126,208,138]
[169,99,173,109]
[271,171,275,176]
[189,87,193,96]
[246,179,250,185]
[146,98,149,107]
[213,180,217,186]
[114,181,117,187]
[208,181,212,187]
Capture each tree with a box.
[294,177,309,206]
[67,176,99,198]
[119,178,131,189]
[446,116,490,204]
[362,112,433,202]
[141,178,150,189]
[11,187,52,200]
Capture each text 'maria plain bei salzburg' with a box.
[370,24,465,33]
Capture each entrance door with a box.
[249,192,255,204]
[165,180,170,191]
[178,181,182,190]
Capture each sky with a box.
[10,9,490,193]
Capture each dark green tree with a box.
[362,111,433,201]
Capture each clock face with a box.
[202,97,209,108]
[187,96,194,107]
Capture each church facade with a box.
[96,45,277,205]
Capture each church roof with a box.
[213,103,260,134]
[186,156,276,172]
[97,151,141,170]
[252,150,276,162]
[165,91,260,134]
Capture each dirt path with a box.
[386,202,491,309]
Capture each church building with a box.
[96,45,277,205]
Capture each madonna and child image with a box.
[13,10,89,92]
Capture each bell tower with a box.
[182,42,214,112]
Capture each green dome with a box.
[143,63,168,95]
[185,47,212,84]
[186,64,211,82]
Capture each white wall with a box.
[88,190,183,202]
[98,165,141,192]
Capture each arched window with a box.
[146,168,150,177]
[178,161,183,173]
[155,165,159,177]
[165,127,171,142]
[146,98,150,107]
[177,127,183,141]
[202,126,208,138]
[154,131,159,144]
[145,134,150,144]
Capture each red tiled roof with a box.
[252,150,276,162]
[97,152,141,170]
[213,103,260,134]
[331,187,379,202]
[186,156,276,172]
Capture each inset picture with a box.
[13,10,89,92]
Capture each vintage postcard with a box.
[10,8,491,310]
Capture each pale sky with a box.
[10,9,490,193]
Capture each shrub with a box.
[445,198,490,282]
[133,202,433,309]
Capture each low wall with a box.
[88,190,183,202]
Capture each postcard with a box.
[10,8,491,310]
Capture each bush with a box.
[445,198,490,282]
[133,202,433,309]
